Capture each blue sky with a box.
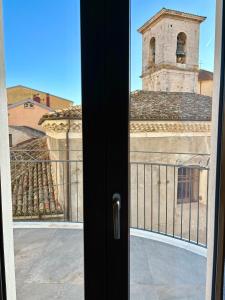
[3,0,216,104]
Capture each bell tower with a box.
[138,8,206,93]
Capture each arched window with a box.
[149,37,156,64]
[176,32,186,64]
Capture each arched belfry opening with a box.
[176,32,186,64]
[139,9,205,92]
[149,37,156,64]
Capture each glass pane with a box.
[130,1,215,299]
[3,0,84,299]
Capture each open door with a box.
[1,0,225,299]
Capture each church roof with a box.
[138,8,206,33]
[198,69,213,81]
[130,91,211,121]
[39,91,212,124]
[39,105,82,124]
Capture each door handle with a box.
[112,193,121,240]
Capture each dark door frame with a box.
[211,1,225,299]
[80,0,225,299]
[1,0,225,299]
[81,0,129,299]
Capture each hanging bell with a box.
[176,49,185,56]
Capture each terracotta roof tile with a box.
[39,105,81,124]
[198,69,213,81]
[11,137,63,219]
[130,91,212,121]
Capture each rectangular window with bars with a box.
[177,167,200,204]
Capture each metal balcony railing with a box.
[10,149,209,248]
[130,162,209,248]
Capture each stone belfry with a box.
[138,8,206,93]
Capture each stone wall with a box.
[141,15,201,93]
[142,68,198,92]
[142,16,200,69]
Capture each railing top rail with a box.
[10,159,209,169]
[130,150,210,156]
[130,161,209,170]
[10,149,210,156]
[10,149,82,152]
[10,159,83,163]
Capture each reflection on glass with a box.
[130,2,215,299]
[4,0,84,299]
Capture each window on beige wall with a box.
[177,167,200,204]
[24,102,34,109]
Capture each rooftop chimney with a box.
[33,94,41,103]
[46,93,50,107]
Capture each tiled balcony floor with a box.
[14,228,206,300]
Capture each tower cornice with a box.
[138,8,206,34]
[141,64,199,78]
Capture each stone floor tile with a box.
[14,228,206,300]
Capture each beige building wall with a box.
[8,127,31,146]
[7,86,73,109]
[8,103,50,131]
[197,80,214,97]
[130,135,210,245]
[8,126,44,146]
[130,135,210,158]
[43,119,210,245]
[46,133,83,222]
[9,127,35,146]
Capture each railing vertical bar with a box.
[180,168,184,239]
[189,167,192,242]
[137,164,139,228]
[173,166,175,237]
[76,161,79,222]
[62,161,66,220]
[197,169,200,245]
[9,152,209,247]
[55,161,59,212]
[151,164,153,231]
[144,164,146,230]
[49,161,53,218]
[206,170,209,246]
[158,165,160,233]
[166,166,168,234]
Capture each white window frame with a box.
[0,0,16,299]
[0,0,223,299]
